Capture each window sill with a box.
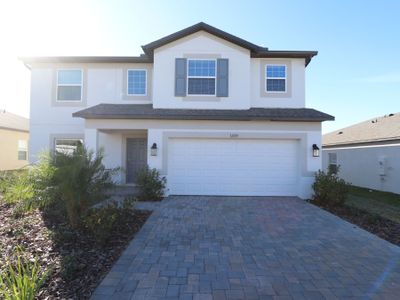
[181,96,222,102]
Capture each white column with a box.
[84,128,98,152]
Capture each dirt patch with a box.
[0,202,151,299]
[311,201,400,246]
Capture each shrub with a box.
[52,145,119,228]
[60,254,79,280]
[312,166,350,206]
[0,250,49,300]
[29,153,58,209]
[136,166,166,201]
[0,155,56,215]
[84,203,119,245]
[0,171,33,205]
[83,197,136,245]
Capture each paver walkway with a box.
[92,196,400,299]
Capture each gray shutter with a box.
[175,58,187,97]
[217,58,229,97]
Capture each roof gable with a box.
[142,22,265,57]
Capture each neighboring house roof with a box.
[0,110,29,132]
[20,22,317,67]
[72,104,334,122]
[323,113,400,147]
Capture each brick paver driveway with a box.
[92,197,400,299]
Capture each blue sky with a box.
[1,0,399,133]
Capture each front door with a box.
[126,138,147,184]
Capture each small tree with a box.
[136,166,166,201]
[52,145,118,228]
[312,166,350,206]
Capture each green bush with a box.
[84,197,136,245]
[28,153,58,209]
[52,145,119,228]
[0,250,49,300]
[60,254,79,280]
[312,166,350,206]
[0,154,56,215]
[1,147,119,226]
[0,171,33,205]
[136,166,166,201]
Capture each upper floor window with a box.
[266,65,286,93]
[187,59,216,95]
[127,69,147,95]
[17,140,28,160]
[57,70,83,101]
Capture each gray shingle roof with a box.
[72,104,334,122]
[0,110,29,132]
[323,112,400,147]
[142,22,317,66]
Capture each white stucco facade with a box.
[27,25,328,199]
[322,144,400,194]
[79,119,321,199]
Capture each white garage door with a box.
[167,138,299,196]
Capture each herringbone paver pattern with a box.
[91,197,400,299]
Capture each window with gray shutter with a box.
[176,58,229,97]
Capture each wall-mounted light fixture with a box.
[312,144,320,157]
[150,143,158,156]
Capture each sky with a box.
[0,0,399,133]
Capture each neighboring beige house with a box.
[0,110,29,170]
[322,113,400,194]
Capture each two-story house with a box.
[22,22,333,199]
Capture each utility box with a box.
[378,156,386,176]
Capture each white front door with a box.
[167,138,299,196]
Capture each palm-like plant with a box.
[52,145,118,228]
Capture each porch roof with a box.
[73,104,334,122]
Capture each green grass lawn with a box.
[346,186,400,223]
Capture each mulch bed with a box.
[311,201,400,246]
[0,202,151,299]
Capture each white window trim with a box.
[328,152,338,165]
[17,139,28,161]
[56,69,83,102]
[127,69,147,96]
[265,64,287,94]
[328,152,338,171]
[54,138,84,153]
[187,59,217,96]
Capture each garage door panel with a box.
[167,138,299,196]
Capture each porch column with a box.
[84,128,98,152]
